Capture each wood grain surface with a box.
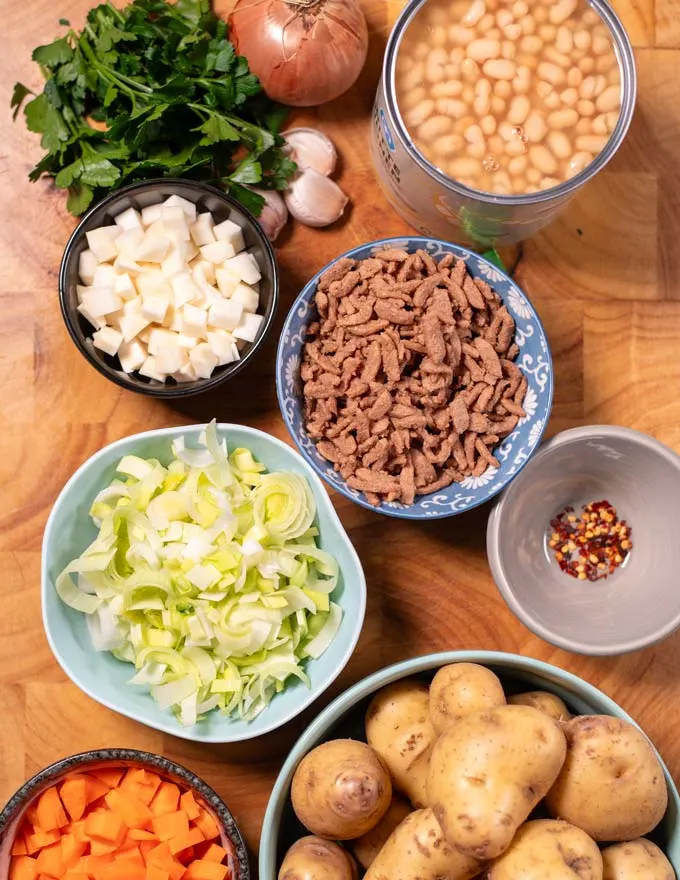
[2,0,680,867]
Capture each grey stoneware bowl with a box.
[59,178,278,398]
[487,425,680,655]
[0,748,249,878]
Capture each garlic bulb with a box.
[284,128,338,177]
[284,169,348,228]
[247,187,289,241]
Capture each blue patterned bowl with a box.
[276,237,553,519]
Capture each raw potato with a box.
[429,663,506,734]
[279,836,358,880]
[508,691,571,721]
[546,716,668,841]
[291,739,392,840]
[366,680,436,807]
[602,839,676,880]
[364,808,482,880]
[484,819,603,880]
[428,705,567,860]
[349,795,412,870]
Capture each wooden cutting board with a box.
[2,0,680,865]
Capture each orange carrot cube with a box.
[35,787,69,832]
[202,844,227,863]
[8,856,39,880]
[192,808,219,841]
[151,811,189,842]
[182,860,229,880]
[180,791,200,821]
[150,783,180,818]
[60,777,88,822]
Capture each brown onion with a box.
[228,0,369,107]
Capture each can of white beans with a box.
[371,0,636,247]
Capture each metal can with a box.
[371,0,637,248]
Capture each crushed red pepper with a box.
[548,500,632,582]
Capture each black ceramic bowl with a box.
[0,748,249,878]
[59,179,278,398]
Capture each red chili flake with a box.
[547,500,632,582]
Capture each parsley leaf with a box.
[32,37,73,68]
[11,83,33,120]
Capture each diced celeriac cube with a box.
[76,285,89,304]
[81,288,122,318]
[141,203,164,227]
[172,362,198,383]
[192,260,216,286]
[107,309,124,331]
[148,327,179,355]
[135,233,171,263]
[213,218,245,254]
[86,226,119,263]
[190,213,215,247]
[115,228,144,257]
[164,194,197,222]
[114,207,143,233]
[165,234,199,263]
[119,299,151,342]
[156,342,189,374]
[223,252,261,285]
[138,328,152,344]
[197,284,222,309]
[79,249,98,285]
[207,329,239,366]
[139,355,167,382]
[171,273,202,308]
[200,239,235,265]
[215,267,240,298]
[161,206,191,241]
[118,339,147,373]
[161,248,185,279]
[136,272,172,300]
[233,312,264,343]
[231,282,259,314]
[182,303,208,338]
[189,343,218,379]
[141,292,171,324]
[114,253,142,274]
[92,264,118,289]
[77,302,106,330]
[93,326,123,357]
[177,333,200,349]
[208,300,243,331]
[114,273,137,301]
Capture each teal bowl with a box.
[41,423,366,743]
[259,650,680,878]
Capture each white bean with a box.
[490,95,507,114]
[498,120,516,141]
[538,24,556,41]
[544,48,572,70]
[581,74,607,99]
[426,5,449,26]
[529,144,558,175]
[560,87,579,106]
[592,34,611,54]
[400,62,425,90]
[450,157,482,177]
[605,110,619,130]
[463,84,475,103]
[432,81,464,97]
[608,65,621,85]
[549,0,577,24]
[437,98,468,116]
[596,53,616,73]
[405,100,435,127]
[577,99,596,117]
[449,25,475,45]
[583,8,600,24]
[575,134,608,153]
[521,16,536,34]
[539,176,561,190]
[501,41,516,59]
[534,5,548,21]
[513,1,528,16]
[493,170,512,193]
[505,138,528,156]
[494,79,512,97]
[462,58,482,82]
[401,87,427,111]
[579,57,595,74]
[433,27,448,47]
[480,114,497,135]
[525,111,548,143]
[467,38,502,61]
[536,81,553,99]
[573,29,591,51]
[511,72,531,94]
[473,94,491,115]
[488,134,505,154]
[487,27,502,38]
[547,130,571,159]
[476,77,492,96]
[419,115,453,140]
[575,118,592,135]
[596,84,621,112]
[478,13,495,31]
[520,35,543,53]
[592,114,608,135]
[425,60,446,84]
[450,47,466,63]
[429,47,449,65]
[508,95,531,125]
[496,8,513,28]
[556,26,573,53]
[503,22,522,40]
[455,114,476,134]
[483,58,516,79]
[508,155,528,174]
[527,167,541,184]
[433,134,465,157]
[538,61,566,85]
[565,151,593,178]
[445,63,462,79]
[467,141,486,158]
[547,108,579,129]
[567,68,583,87]
[412,41,430,60]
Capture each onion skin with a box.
[228,0,369,107]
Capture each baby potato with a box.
[602,839,676,880]
[366,679,436,807]
[279,837,358,880]
[429,663,506,734]
[364,809,482,880]
[292,739,392,840]
[545,716,668,841]
[428,705,567,860]
[484,819,603,880]
[508,691,571,721]
[349,794,412,870]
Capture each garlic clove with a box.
[247,187,289,241]
[284,169,348,228]
[284,128,338,177]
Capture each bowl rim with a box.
[275,235,553,519]
[0,748,250,880]
[258,649,680,880]
[58,178,279,399]
[40,422,367,743]
[487,424,680,656]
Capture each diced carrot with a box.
[192,808,219,841]
[38,875,57,880]
[149,783,180,818]
[177,845,195,865]
[151,811,189,842]
[139,839,158,860]
[11,836,28,856]
[120,769,162,806]
[69,821,89,846]
[168,827,204,856]
[60,777,88,822]
[101,858,146,880]
[64,873,90,880]
[104,789,153,830]
[202,844,227,863]
[35,787,69,832]
[179,791,200,821]
[182,860,229,880]
[91,838,119,856]
[145,841,173,863]
[84,775,111,806]
[35,841,66,877]
[61,832,88,868]
[89,768,125,789]
[76,853,114,876]
[8,856,38,880]
[85,809,126,844]
[146,864,171,880]
[24,829,61,855]
[129,828,157,841]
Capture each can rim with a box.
[382,0,637,205]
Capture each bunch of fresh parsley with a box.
[11,0,296,216]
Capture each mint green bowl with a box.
[259,651,680,878]
[41,423,366,743]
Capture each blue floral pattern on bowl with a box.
[276,237,553,519]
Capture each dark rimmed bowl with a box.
[59,179,278,398]
[0,748,249,878]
